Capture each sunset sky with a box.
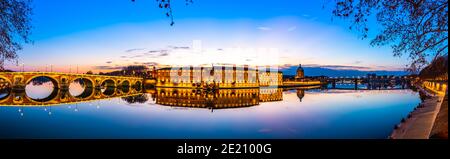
[5,0,410,73]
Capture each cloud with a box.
[353,60,363,64]
[168,45,190,50]
[125,48,145,53]
[106,61,113,64]
[159,52,169,57]
[215,63,235,66]
[147,50,159,53]
[302,14,310,17]
[257,27,272,31]
[317,65,371,70]
[295,64,372,70]
[279,64,294,69]
[93,66,123,70]
[287,26,297,32]
[121,45,189,60]
[141,62,159,66]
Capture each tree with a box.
[419,55,448,80]
[86,70,93,74]
[131,0,193,26]
[0,0,32,70]
[329,0,448,73]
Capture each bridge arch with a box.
[101,79,116,88]
[133,80,142,91]
[120,85,130,93]
[69,77,95,99]
[25,87,60,103]
[0,76,12,103]
[25,75,60,89]
[120,80,131,88]
[0,75,13,88]
[24,76,60,103]
[100,79,115,96]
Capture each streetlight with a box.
[22,63,25,72]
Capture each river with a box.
[0,81,421,139]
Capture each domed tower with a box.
[295,64,305,80]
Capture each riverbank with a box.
[390,85,445,139]
[430,94,448,139]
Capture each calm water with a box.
[0,81,420,139]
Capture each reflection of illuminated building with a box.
[155,66,282,88]
[154,88,283,109]
[259,88,283,102]
[155,88,260,108]
[296,89,305,102]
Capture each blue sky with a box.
[6,0,410,73]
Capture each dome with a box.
[297,64,304,71]
[295,64,305,79]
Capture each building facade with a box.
[155,66,283,88]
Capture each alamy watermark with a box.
[168,40,281,94]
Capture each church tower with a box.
[295,64,304,80]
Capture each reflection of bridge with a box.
[327,76,412,90]
[0,72,143,90]
[0,88,143,106]
[0,72,144,106]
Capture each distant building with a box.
[295,64,305,80]
[367,73,377,79]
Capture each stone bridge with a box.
[0,72,144,106]
[0,72,143,90]
[0,88,143,106]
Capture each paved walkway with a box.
[390,86,445,139]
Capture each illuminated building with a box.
[155,66,283,88]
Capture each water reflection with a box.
[0,82,415,111]
[328,81,412,90]
[0,84,420,138]
[0,79,143,106]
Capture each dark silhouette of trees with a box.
[102,65,152,77]
[329,0,448,73]
[0,0,32,70]
[121,94,149,104]
[419,55,448,80]
[86,70,94,74]
[131,0,193,26]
